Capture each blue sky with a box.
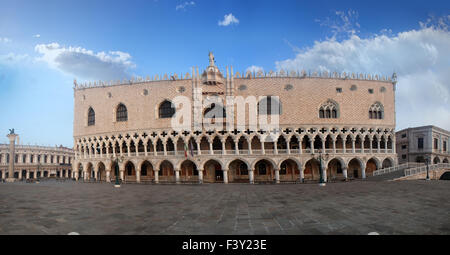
[0,0,449,147]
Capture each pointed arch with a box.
[369,102,384,119]
[116,103,128,122]
[319,99,339,119]
[88,107,95,126]
[159,100,176,118]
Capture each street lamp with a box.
[312,149,329,186]
[425,156,430,181]
[111,155,124,188]
[36,163,41,183]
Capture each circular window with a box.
[350,85,357,91]
[178,86,186,93]
[285,84,293,91]
[143,89,148,96]
[238,85,247,91]
[380,86,386,93]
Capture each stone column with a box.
[332,139,336,154]
[299,140,302,154]
[120,170,124,181]
[361,165,366,179]
[163,141,167,156]
[261,141,265,154]
[384,140,388,154]
[287,140,291,154]
[2,170,5,179]
[223,169,228,184]
[209,141,213,155]
[18,170,22,180]
[352,139,356,153]
[74,170,79,180]
[198,169,204,184]
[248,141,252,155]
[221,140,226,155]
[310,140,314,153]
[275,168,280,184]
[234,141,239,155]
[119,163,124,181]
[195,141,200,155]
[377,140,381,153]
[34,170,38,179]
[154,169,159,184]
[106,170,111,183]
[26,170,30,179]
[392,136,396,154]
[6,133,18,182]
[369,139,373,154]
[274,142,278,154]
[299,166,304,183]
[136,169,141,183]
[65,169,69,178]
[249,169,255,184]
[175,169,180,184]
[343,167,348,180]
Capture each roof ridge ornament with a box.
[209,51,216,67]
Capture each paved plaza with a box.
[0,180,449,235]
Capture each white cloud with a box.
[315,9,360,41]
[0,37,11,43]
[0,53,29,64]
[33,34,41,38]
[218,13,239,26]
[276,14,450,130]
[176,1,195,11]
[34,42,136,81]
[246,65,264,73]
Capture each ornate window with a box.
[204,103,226,118]
[88,107,95,126]
[258,96,281,115]
[116,103,128,122]
[319,99,339,119]
[369,102,384,119]
[159,100,175,118]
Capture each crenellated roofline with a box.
[73,68,397,91]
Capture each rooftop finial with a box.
[208,51,215,67]
[392,72,397,84]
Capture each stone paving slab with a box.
[0,180,449,235]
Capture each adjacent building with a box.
[0,134,75,180]
[72,53,398,184]
[396,125,449,164]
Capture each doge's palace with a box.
[72,53,397,184]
